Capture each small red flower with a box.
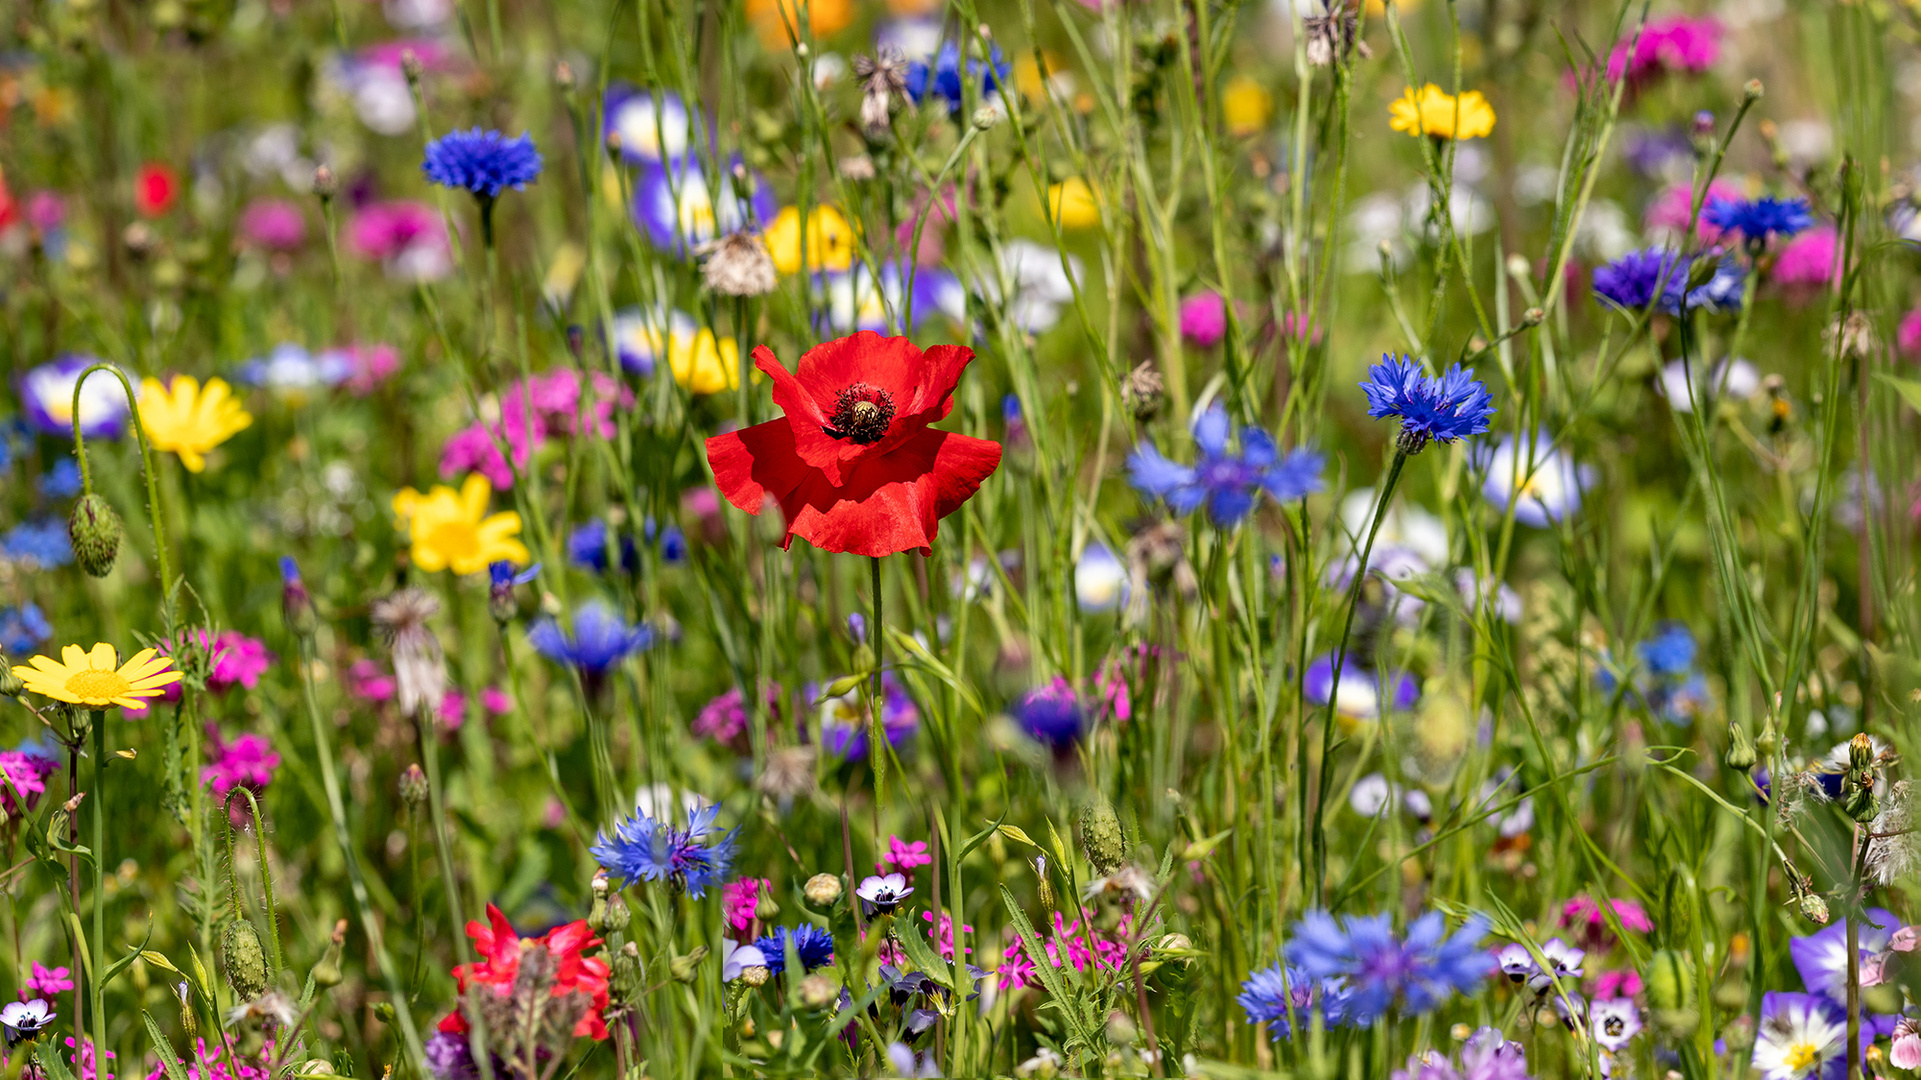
[134,163,179,218]
[438,905,612,1040]
[705,331,1002,557]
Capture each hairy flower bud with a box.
[0,657,22,698]
[312,165,337,201]
[398,763,428,806]
[69,493,123,578]
[669,947,708,983]
[280,558,317,639]
[222,919,269,1001]
[803,873,843,908]
[1799,892,1830,925]
[1079,796,1125,876]
[740,965,769,988]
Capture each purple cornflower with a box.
[1704,194,1812,250]
[904,42,1009,115]
[567,519,638,574]
[4,520,72,569]
[1789,907,1897,1004]
[1284,910,1492,1027]
[422,129,542,199]
[0,603,51,654]
[1592,248,1744,315]
[1126,403,1325,526]
[591,803,737,898]
[815,672,918,762]
[1011,678,1084,750]
[1359,356,1496,455]
[527,601,654,678]
[1237,964,1333,1038]
[752,923,835,976]
[1390,1028,1531,1080]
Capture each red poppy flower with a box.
[134,163,179,218]
[438,904,612,1040]
[705,331,1002,557]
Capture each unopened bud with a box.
[1849,732,1875,773]
[311,960,341,987]
[1105,1011,1138,1046]
[123,222,157,257]
[1520,307,1544,327]
[596,891,630,934]
[592,869,610,899]
[669,947,708,983]
[1743,79,1764,101]
[803,873,842,907]
[553,60,576,89]
[312,165,337,201]
[398,764,428,806]
[0,658,21,698]
[1691,111,1716,140]
[740,965,770,988]
[971,106,1003,131]
[400,50,424,82]
[755,894,781,921]
[221,919,269,1001]
[605,131,623,157]
[1725,720,1756,771]
[280,557,317,638]
[1078,796,1125,876]
[69,493,123,579]
[1644,949,1691,1011]
[1800,892,1830,925]
[798,973,837,1009]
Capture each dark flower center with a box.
[824,384,896,445]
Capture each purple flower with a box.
[1359,356,1496,454]
[602,85,693,164]
[422,129,542,198]
[1704,195,1813,249]
[0,603,52,654]
[591,802,737,898]
[904,42,1008,115]
[18,356,131,439]
[631,156,775,253]
[1752,991,1847,1080]
[1179,292,1228,348]
[1012,678,1083,750]
[1237,964,1331,1038]
[1789,908,1897,1004]
[752,923,835,976]
[1284,910,1492,1027]
[26,963,73,997]
[815,673,918,762]
[527,601,654,675]
[1592,247,1744,314]
[1391,1028,1531,1080]
[237,198,307,250]
[1304,654,1419,722]
[0,749,58,816]
[855,873,914,915]
[1127,403,1325,526]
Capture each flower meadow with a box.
[2,0,1921,1077]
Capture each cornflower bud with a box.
[398,763,428,806]
[69,493,123,578]
[280,557,317,639]
[312,165,337,201]
[669,947,708,983]
[1725,720,1756,770]
[400,50,424,83]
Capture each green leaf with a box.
[143,1011,191,1080]
[884,628,985,716]
[1181,828,1233,862]
[101,922,156,988]
[1875,372,1921,413]
[889,909,953,988]
[35,1042,79,1080]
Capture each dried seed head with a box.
[700,230,779,297]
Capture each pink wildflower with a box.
[1604,16,1721,85]
[1772,226,1836,288]
[0,749,58,816]
[208,631,273,692]
[877,836,932,875]
[1893,1018,1921,1070]
[237,198,307,251]
[438,689,467,731]
[1178,292,1227,349]
[346,200,452,281]
[344,659,396,703]
[922,910,973,961]
[997,908,1130,991]
[481,687,513,714]
[145,1037,273,1080]
[1645,180,1742,245]
[439,370,632,489]
[27,962,73,996]
[340,344,400,395]
[25,191,65,233]
[1898,310,1921,359]
[1561,896,1652,952]
[67,1037,114,1080]
[1590,968,1642,1000]
[723,877,771,935]
[202,729,279,802]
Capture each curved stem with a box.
[1311,447,1410,906]
[70,363,174,628]
[223,787,284,977]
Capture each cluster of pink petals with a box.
[201,729,280,801]
[440,369,634,489]
[1898,310,1921,359]
[340,343,400,396]
[1645,180,1743,245]
[873,909,973,967]
[692,683,782,750]
[143,1038,273,1080]
[1605,15,1722,84]
[344,658,397,703]
[723,877,771,934]
[359,38,454,72]
[877,835,934,876]
[0,749,58,816]
[347,200,450,262]
[27,961,73,996]
[1590,968,1642,1000]
[1178,292,1227,348]
[997,910,1131,991]
[1560,895,1651,952]
[238,198,307,251]
[121,631,272,718]
[1771,226,1837,288]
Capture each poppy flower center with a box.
[824,384,896,445]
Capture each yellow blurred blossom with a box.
[1047,178,1102,229]
[745,0,851,49]
[138,375,252,472]
[671,329,743,396]
[1222,76,1273,137]
[1366,0,1421,13]
[763,205,857,275]
[1388,84,1495,141]
[392,474,530,575]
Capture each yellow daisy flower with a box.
[669,329,743,396]
[1221,76,1274,137]
[1047,178,1102,229]
[138,375,253,472]
[1388,84,1495,141]
[392,473,530,575]
[18,643,181,709]
[763,205,857,276]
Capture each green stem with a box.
[415,706,469,953]
[869,555,886,817]
[70,363,174,629]
[89,710,106,1076]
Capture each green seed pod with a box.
[1643,949,1693,1012]
[68,494,123,578]
[1724,720,1756,771]
[221,918,269,1001]
[310,960,341,988]
[1079,797,1125,876]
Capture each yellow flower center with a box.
[1783,1042,1820,1071]
[428,522,483,564]
[66,669,131,702]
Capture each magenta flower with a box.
[1644,180,1742,244]
[723,877,770,934]
[344,659,396,703]
[143,1037,273,1080]
[1591,968,1643,1000]
[1604,15,1721,84]
[27,962,73,996]
[877,835,932,875]
[25,191,65,233]
[1560,896,1651,952]
[237,198,307,251]
[346,200,452,281]
[0,749,58,816]
[1772,226,1837,288]
[480,687,512,714]
[340,344,400,396]
[202,730,279,800]
[438,689,468,731]
[439,370,632,489]
[1179,292,1227,348]
[1900,310,1921,359]
[208,631,273,693]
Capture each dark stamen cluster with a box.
[823,384,896,445]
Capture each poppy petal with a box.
[780,428,1002,557]
[706,419,813,514]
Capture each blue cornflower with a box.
[905,42,1009,115]
[422,129,543,198]
[526,600,654,676]
[1359,356,1496,455]
[2,520,72,569]
[0,603,51,654]
[591,802,736,898]
[1704,194,1812,249]
[655,523,686,564]
[1237,964,1321,1038]
[1127,403,1325,526]
[567,519,637,574]
[39,459,81,499]
[488,560,541,589]
[1284,910,1491,1028]
[753,923,836,976]
[1592,248,1744,315]
[1636,622,1695,677]
[1011,679,1082,750]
